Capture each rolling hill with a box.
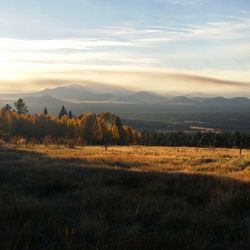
[118,91,166,103]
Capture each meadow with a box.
[0,144,250,249]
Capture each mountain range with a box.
[1,83,250,116]
[0,83,133,102]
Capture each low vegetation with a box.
[0,144,250,249]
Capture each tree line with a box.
[0,98,249,150]
[141,130,248,150]
[0,99,141,146]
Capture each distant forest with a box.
[0,98,249,150]
[141,131,248,150]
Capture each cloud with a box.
[0,38,136,51]
[1,14,249,52]
[163,71,249,87]
[137,18,250,45]
[0,15,249,77]
[1,68,249,96]
[0,12,249,95]
[87,69,250,88]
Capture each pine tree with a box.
[43,107,48,115]
[14,98,28,115]
[58,105,68,119]
[68,110,73,119]
[3,104,12,111]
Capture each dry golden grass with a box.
[10,144,250,182]
[1,144,250,249]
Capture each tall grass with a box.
[0,145,249,249]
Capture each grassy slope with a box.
[0,145,250,250]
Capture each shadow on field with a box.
[0,147,250,250]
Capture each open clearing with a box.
[13,145,250,181]
[0,145,250,249]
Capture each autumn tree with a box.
[14,99,28,115]
[36,114,49,140]
[80,113,102,145]
[110,125,120,144]
[0,109,12,134]
[0,108,6,139]
[123,125,134,145]
[11,114,34,139]
[97,117,109,145]
[0,108,141,146]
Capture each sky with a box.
[0,0,250,96]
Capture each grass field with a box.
[0,144,250,249]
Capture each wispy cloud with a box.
[137,18,250,45]
[0,15,249,75]
[1,68,249,96]
[1,14,249,52]
[0,10,249,95]
[0,38,135,51]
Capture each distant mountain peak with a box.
[63,84,86,89]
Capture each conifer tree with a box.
[43,107,48,115]
[3,104,12,111]
[14,98,28,115]
[58,105,68,119]
[68,110,73,119]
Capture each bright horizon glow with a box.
[0,0,249,96]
